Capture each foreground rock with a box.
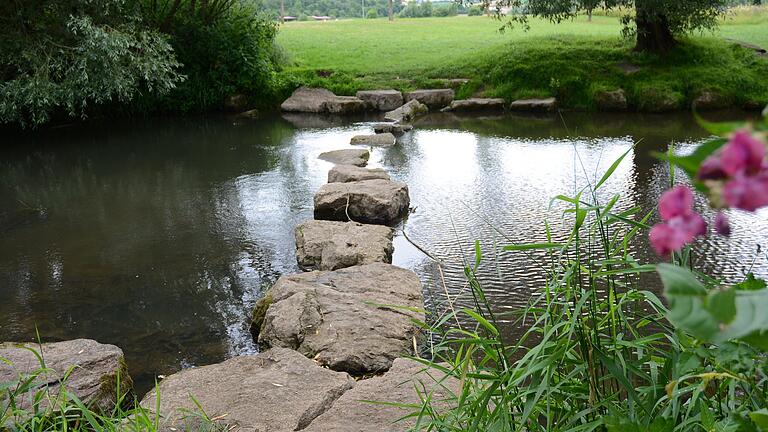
[0,339,132,413]
[140,348,354,432]
[356,90,403,111]
[384,100,428,123]
[405,89,455,109]
[373,123,413,136]
[254,263,424,374]
[319,149,370,167]
[595,89,628,111]
[350,133,396,147]
[314,179,410,225]
[328,165,390,183]
[281,87,365,114]
[509,97,558,112]
[441,98,506,112]
[295,220,394,270]
[304,358,458,432]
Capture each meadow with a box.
[277,10,768,110]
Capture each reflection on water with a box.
[1,111,766,394]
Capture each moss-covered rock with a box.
[250,292,274,340]
[594,89,628,111]
[636,87,684,113]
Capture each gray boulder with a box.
[140,348,354,432]
[356,90,404,111]
[314,179,410,225]
[254,263,424,374]
[328,165,390,183]
[384,100,428,123]
[692,91,730,110]
[372,123,413,136]
[295,220,394,270]
[350,133,397,147]
[281,87,365,114]
[0,339,132,414]
[405,89,455,109]
[318,149,370,167]
[304,358,458,432]
[441,98,506,112]
[509,97,558,112]
[595,89,628,111]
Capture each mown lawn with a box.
[276,12,768,110]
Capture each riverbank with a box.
[277,15,768,111]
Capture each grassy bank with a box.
[277,14,768,110]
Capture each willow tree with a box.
[487,0,728,52]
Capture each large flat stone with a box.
[314,179,410,225]
[384,100,428,123]
[328,165,390,183]
[281,87,365,114]
[254,263,424,374]
[318,149,370,167]
[350,133,396,147]
[509,97,558,112]
[140,348,355,432]
[0,339,132,414]
[356,90,404,111]
[441,98,506,112]
[295,220,394,270]
[304,358,458,432]
[405,89,455,109]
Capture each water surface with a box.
[2,111,766,394]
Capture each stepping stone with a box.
[295,220,394,270]
[304,358,458,432]
[319,149,370,167]
[595,89,628,111]
[356,90,404,111]
[140,348,354,432]
[328,165,390,183]
[441,98,506,112]
[252,263,424,374]
[350,133,396,147]
[281,87,365,114]
[509,97,558,112]
[372,123,413,136]
[0,339,132,413]
[405,89,455,109]
[314,179,410,225]
[384,100,428,123]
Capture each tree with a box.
[486,0,728,52]
[388,0,394,21]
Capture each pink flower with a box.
[650,185,707,256]
[714,212,731,236]
[697,155,726,180]
[658,186,695,220]
[723,172,768,212]
[721,130,766,176]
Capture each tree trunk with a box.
[388,0,393,21]
[634,3,675,53]
[280,0,285,23]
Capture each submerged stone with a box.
[350,133,397,147]
[328,165,390,183]
[0,339,132,414]
[372,122,413,136]
[295,220,394,271]
[318,149,370,167]
[140,348,354,432]
[255,263,424,374]
[314,179,410,225]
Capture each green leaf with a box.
[596,147,632,190]
[695,114,748,136]
[750,409,768,431]
[654,137,727,180]
[707,287,737,324]
[734,273,767,291]
[504,243,563,251]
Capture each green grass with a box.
[276,13,768,110]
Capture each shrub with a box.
[367,8,379,19]
[468,5,484,15]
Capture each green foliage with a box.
[468,5,484,15]
[0,0,184,127]
[399,1,435,18]
[260,0,402,19]
[367,8,379,19]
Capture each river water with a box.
[2,111,767,394]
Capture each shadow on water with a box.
[1,110,766,395]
